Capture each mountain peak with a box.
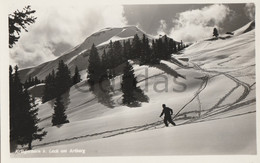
[79,25,154,51]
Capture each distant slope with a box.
[18,26,156,82]
[233,20,255,36]
[205,20,255,40]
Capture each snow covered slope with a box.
[13,21,256,156]
[233,20,255,36]
[14,113,255,157]
[18,26,155,83]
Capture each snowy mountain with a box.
[14,21,256,156]
[233,20,255,35]
[18,26,157,83]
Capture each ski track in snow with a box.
[172,74,209,120]
[28,120,166,149]
[29,55,254,150]
[14,23,255,154]
[33,59,253,149]
[189,62,252,121]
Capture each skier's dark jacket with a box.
[160,107,173,118]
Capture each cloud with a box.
[10,3,127,68]
[169,4,232,42]
[157,19,168,36]
[244,3,255,20]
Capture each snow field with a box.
[14,21,256,156]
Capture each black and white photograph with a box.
[1,0,259,162]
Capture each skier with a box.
[160,104,176,127]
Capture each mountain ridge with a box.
[18,26,170,82]
[18,21,254,83]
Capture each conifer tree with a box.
[34,76,40,86]
[140,35,146,64]
[123,39,132,60]
[177,43,181,51]
[52,96,69,126]
[72,66,81,85]
[150,40,160,64]
[162,36,169,60]
[121,62,138,105]
[10,66,23,141]
[42,70,56,103]
[107,40,114,68]
[132,34,141,59]
[145,37,151,63]
[140,34,151,65]
[101,49,113,79]
[113,41,123,66]
[24,79,29,89]
[87,44,102,85]
[9,6,37,48]
[180,40,184,50]
[168,38,175,54]
[101,49,108,70]
[56,60,71,96]
[106,41,115,78]
[10,66,20,150]
[24,76,41,89]
[24,76,30,89]
[173,40,177,53]
[156,38,163,59]
[9,65,14,110]
[19,90,47,150]
[10,65,47,151]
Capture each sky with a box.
[8,1,255,68]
